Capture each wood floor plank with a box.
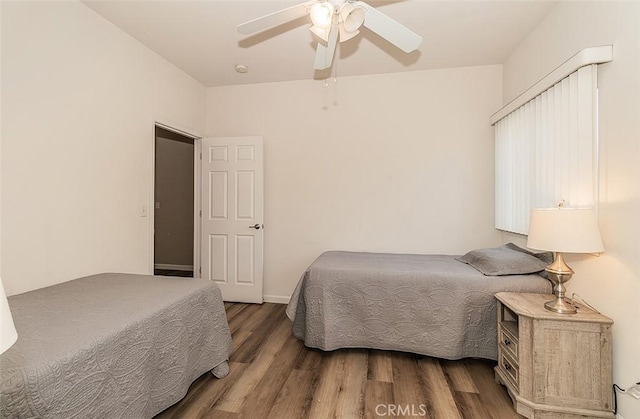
[230,304,284,364]
[306,350,348,418]
[441,359,479,393]
[154,303,524,419]
[391,353,431,419]
[201,410,239,419]
[154,375,212,419]
[230,330,252,353]
[267,369,314,419]
[418,357,462,419]
[367,350,394,383]
[215,316,291,413]
[232,302,277,333]
[364,380,394,419]
[191,363,250,419]
[224,302,249,324]
[333,349,368,418]
[155,361,247,419]
[292,344,324,372]
[239,332,305,417]
[453,391,492,419]
[226,302,264,333]
[464,359,523,419]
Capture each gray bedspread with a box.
[286,251,551,360]
[0,273,233,419]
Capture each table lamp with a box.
[527,204,604,314]
[1,277,18,353]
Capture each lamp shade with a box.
[0,277,18,354]
[527,207,604,253]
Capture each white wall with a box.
[1,1,206,295]
[501,2,640,417]
[207,65,503,300]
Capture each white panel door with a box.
[201,137,263,303]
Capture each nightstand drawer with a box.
[498,326,518,359]
[498,351,519,392]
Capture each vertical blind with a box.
[494,65,598,235]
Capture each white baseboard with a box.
[263,295,290,304]
[154,264,193,271]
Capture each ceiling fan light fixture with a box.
[338,23,359,42]
[237,0,423,71]
[310,2,335,29]
[339,2,365,32]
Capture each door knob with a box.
[249,223,262,230]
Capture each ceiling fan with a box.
[238,0,423,70]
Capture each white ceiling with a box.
[82,0,557,87]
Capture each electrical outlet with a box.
[627,384,640,399]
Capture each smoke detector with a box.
[234,64,248,73]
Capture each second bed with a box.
[286,247,552,360]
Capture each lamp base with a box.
[544,252,577,314]
[544,296,577,314]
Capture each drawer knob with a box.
[504,362,511,371]
[504,339,511,346]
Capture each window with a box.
[494,64,598,235]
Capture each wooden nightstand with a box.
[495,292,614,419]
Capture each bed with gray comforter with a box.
[0,273,233,419]
[286,250,552,360]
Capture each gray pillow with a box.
[503,242,554,264]
[456,244,550,276]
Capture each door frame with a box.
[150,118,202,277]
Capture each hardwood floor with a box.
[154,269,193,278]
[156,303,523,419]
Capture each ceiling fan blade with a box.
[357,1,422,53]
[238,0,316,35]
[314,23,338,70]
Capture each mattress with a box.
[286,251,552,360]
[0,273,233,419]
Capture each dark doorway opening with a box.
[154,126,195,278]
